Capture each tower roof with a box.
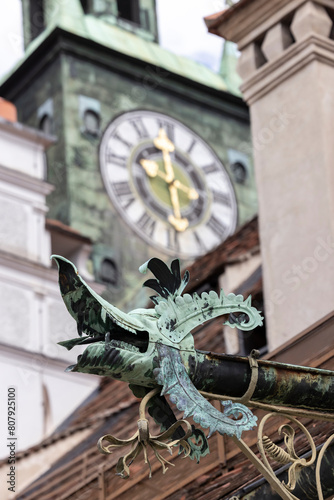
[3,2,241,95]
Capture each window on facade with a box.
[117,0,140,25]
[100,258,118,286]
[39,114,53,135]
[30,0,45,41]
[83,109,100,136]
[231,161,248,184]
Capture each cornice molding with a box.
[0,163,54,196]
[240,34,334,104]
[206,0,334,48]
[0,249,105,294]
[0,341,98,382]
[0,117,56,148]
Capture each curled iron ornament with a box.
[258,413,317,496]
[316,433,334,500]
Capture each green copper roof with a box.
[2,2,241,95]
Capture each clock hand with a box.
[173,180,199,200]
[144,128,197,232]
[152,129,200,202]
[140,159,159,177]
[168,184,189,232]
[154,129,175,184]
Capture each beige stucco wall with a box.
[250,57,334,350]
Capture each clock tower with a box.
[0,0,257,306]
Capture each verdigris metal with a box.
[52,255,262,448]
[155,343,257,439]
[189,352,334,413]
[53,255,334,415]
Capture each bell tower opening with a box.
[117,0,140,25]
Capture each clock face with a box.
[99,110,237,259]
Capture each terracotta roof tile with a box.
[204,0,253,32]
[185,216,259,293]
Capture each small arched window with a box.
[84,109,100,136]
[231,161,248,184]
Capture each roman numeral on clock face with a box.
[202,162,220,175]
[131,118,149,139]
[206,214,227,238]
[111,132,133,149]
[193,230,207,253]
[212,190,232,207]
[112,181,135,210]
[166,227,180,252]
[157,119,174,142]
[106,150,127,168]
[137,212,156,238]
[187,138,197,154]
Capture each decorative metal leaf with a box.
[139,257,189,299]
[154,290,263,344]
[154,344,257,439]
[129,384,209,462]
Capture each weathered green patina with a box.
[53,255,262,455]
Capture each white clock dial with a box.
[99,110,237,259]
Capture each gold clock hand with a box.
[173,180,199,200]
[144,128,196,232]
[153,128,174,153]
[168,184,189,232]
[169,184,181,219]
[140,159,159,177]
[154,129,175,183]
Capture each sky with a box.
[0,0,226,81]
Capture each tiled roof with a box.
[204,0,252,33]
[186,216,259,293]
[1,8,242,96]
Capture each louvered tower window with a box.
[29,0,45,41]
[117,0,140,25]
